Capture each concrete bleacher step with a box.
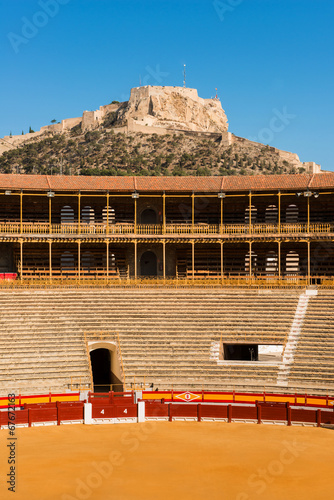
[0,288,333,395]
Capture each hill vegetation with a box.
[0,123,305,177]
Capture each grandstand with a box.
[0,172,333,397]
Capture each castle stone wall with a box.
[0,86,321,171]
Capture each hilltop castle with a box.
[0,86,320,174]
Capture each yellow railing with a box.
[309,223,332,233]
[50,223,136,235]
[166,224,220,235]
[116,331,126,387]
[83,332,94,390]
[0,276,329,289]
[137,224,162,235]
[69,376,91,392]
[0,221,333,236]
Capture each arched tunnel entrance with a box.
[89,347,123,392]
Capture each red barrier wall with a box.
[1,398,333,429]
[0,409,29,427]
[261,406,288,421]
[145,403,169,418]
[58,405,84,422]
[89,392,135,405]
[291,409,317,424]
[201,405,228,420]
[170,404,198,419]
[0,392,80,408]
[231,405,258,420]
[321,411,334,425]
[29,408,58,425]
[142,390,334,409]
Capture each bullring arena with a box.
[0,172,334,499]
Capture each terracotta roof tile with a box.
[135,177,222,192]
[47,176,135,192]
[223,173,311,192]
[0,173,333,193]
[0,174,49,190]
[308,173,334,190]
[0,174,135,192]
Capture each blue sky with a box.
[1,0,333,170]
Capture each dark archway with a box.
[224,344,258,361]
[61,205,74,224]
[140,251,157,276]
[140,208,157,224]
[90,348,111,392]
[286,204,299,223]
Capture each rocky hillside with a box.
[0,126,305,177]
[0,85,315,177]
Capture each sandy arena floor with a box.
[0,422,333,500]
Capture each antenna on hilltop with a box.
[183,64,186,88]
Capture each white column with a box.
[137,401,145,423]
[84,403,93,424]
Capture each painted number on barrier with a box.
[101,409,104,414]
[124,409,127,414]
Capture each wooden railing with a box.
[21,269,114,278]
[0,221,333,236]
[1,276,332,289]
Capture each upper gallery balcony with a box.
[0,172,333,239]
[0,221,333,237]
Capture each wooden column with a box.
[191,192,195,233]
[307,195,310,233]
[307,240,311,285]
[278,240,281,279]
[106,191,110,235]
[249,191,252,234]
[191,240,195,280]
[49,195,52,234]
[162,192,166,235]
[20,191,23,234]
[78,192,81,235]
[106,240,109,282]
[220,196,224,234]
[162,240,166,279]
[220,241,224,283]
[278,191,281,234]
[20,239,23,281]
[134,241,137,279]
[78,241,81,281]
[249,241,252,278]
[49,240,52,282]
[134,197,137,235]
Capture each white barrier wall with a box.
[84,403,93,425]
